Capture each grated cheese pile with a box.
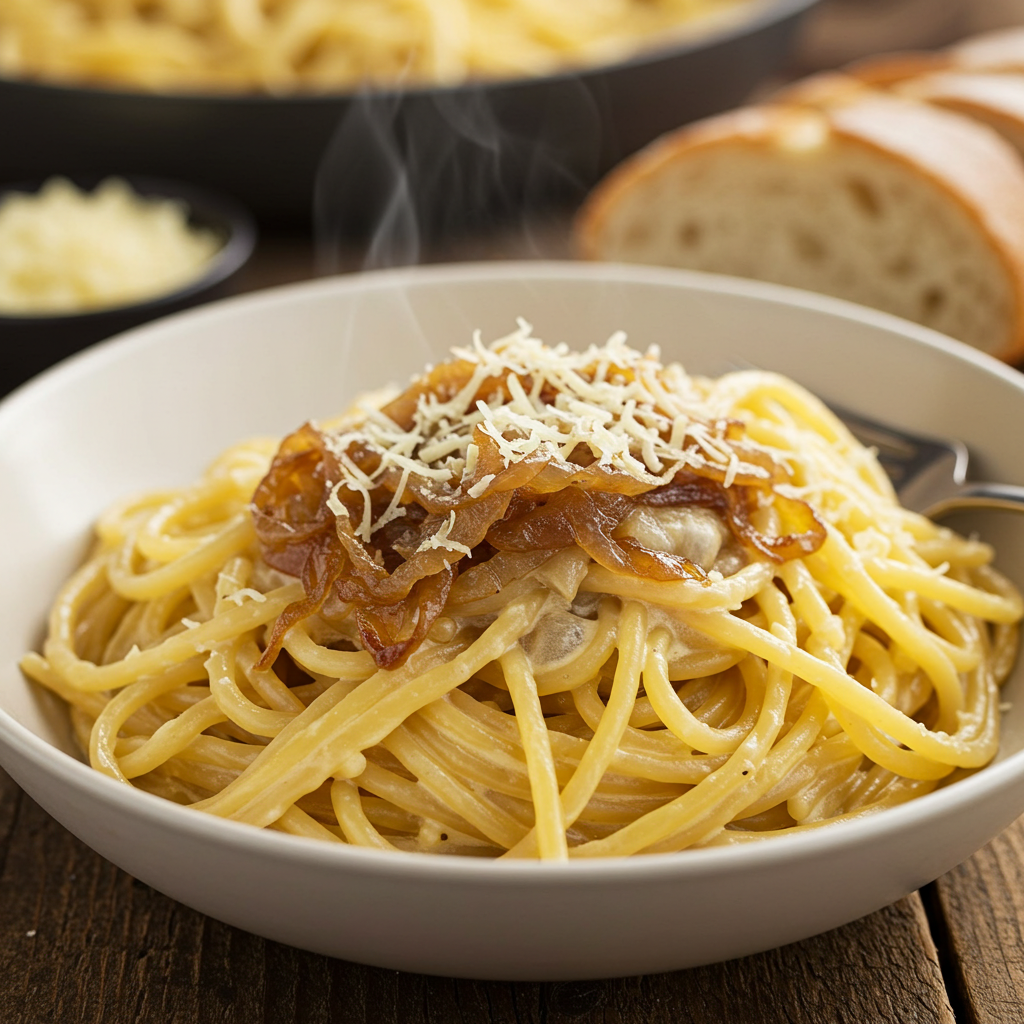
[0,177,221,315]
[323,323,777,549]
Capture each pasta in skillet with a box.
[0,0,752,92]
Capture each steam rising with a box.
[313,80,602,272]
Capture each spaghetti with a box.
[22,324,1022,859]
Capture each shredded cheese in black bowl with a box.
[0,176,256,396]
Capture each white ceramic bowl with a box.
[2,262,1024,981]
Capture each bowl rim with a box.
[0,0,821,104]
[2,258,1022,885]
[0,174,257,324]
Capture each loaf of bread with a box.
[951,27,1024,72]
[895,72,1024,159]
[577,28,1024,363]
[778,65,1024,163]
[825,30,1024,89]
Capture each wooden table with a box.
[8,2,1024,1020]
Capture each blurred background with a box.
[4,0,1024,386]
[795,0,1024,71]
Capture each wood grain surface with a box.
[0,761,959,1024]
[930,818,1024,1024]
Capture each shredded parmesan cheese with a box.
[0,177,220,315]
[417,511,473,555]
[322,323,780,544]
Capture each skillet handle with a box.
[924,482,1024,520]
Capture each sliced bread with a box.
[893,71,1024,159]
[843,28,1024,85]
[950,27,1024,72]
[778,66,1024,164]
[577,98,1024,362]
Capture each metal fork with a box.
[832,406,1024,519]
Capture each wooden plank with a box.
[929,814,1024,1024]
[0,767,956,1024]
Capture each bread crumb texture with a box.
[588,131,1013,355]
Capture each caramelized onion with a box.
[252,355,827,669]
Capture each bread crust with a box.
[771,70,875,108]
[842,28,1024,84]
[577,98,1024,362]
[895,71,1024,140]
[843,52,954,87]
[576,105,823,259]
[951,27,1024,72]
[828,97,1024,362]
[900,69,1024,104]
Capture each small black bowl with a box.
[0,176,256,396]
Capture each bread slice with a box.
[577,99,1024,361]
[771,70,876,108]
[950,27,1024,73]
[844,28,1024,85]
[893,71,1024,159]
[844,52,955,88]
[778,66,1024,163]
[839,27,1024,90]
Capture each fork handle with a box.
[924,483,1024,519]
